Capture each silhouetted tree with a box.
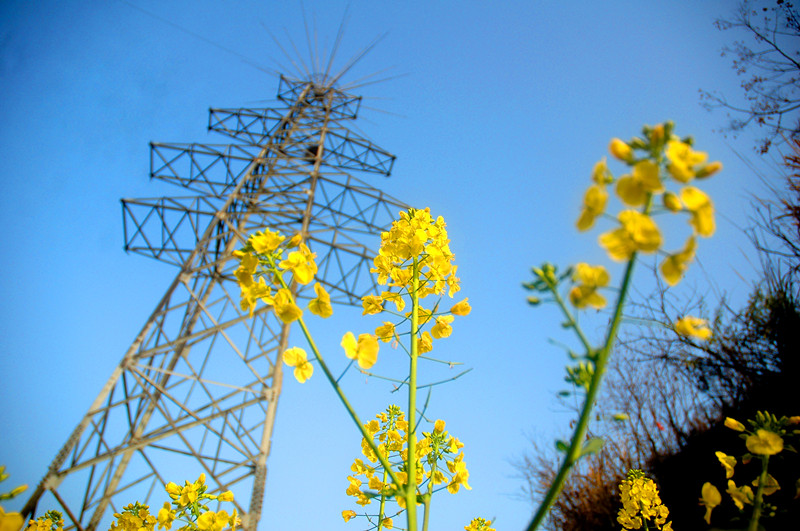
[701,0,800,153]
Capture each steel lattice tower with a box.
[21,73,407,531]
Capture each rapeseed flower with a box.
[278,243,317,285]
[665,140,708,182]
[599,210,662,261]
[726,480,754,510]
[374,322,396,343]
[238,277,271,317]
[272,288,302,323]
[308,282,333,318]
[700,482,721,525]
[450,298,471,316]
[660,236,696,286]
[615,160,664,206]
[431,315,455,339]
[197,510,231,531]
[681,186,715,237]
[361,295,383,315]
[249,229,284,254]
[446,453,471,493]
[381,291,405,312]
[716,451,736,479]
[282,347,313,383]
[341,332,379,369]
[568,263,609,309]
[576,185,608,231]
[745,429,784,456]
[417,331,433,354]
[753,474,781,496]
[157,503,175,530]
[674,315,712,340]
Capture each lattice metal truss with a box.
[22,74,408,531]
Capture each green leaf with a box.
[580,437,604,457]
[555,440,569,453]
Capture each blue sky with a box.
[0,1,781,530]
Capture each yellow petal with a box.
[282,347,307,367]
[356,334,379,369]
[746,429,784,456]
[450,298,471,316]
[616,175,648,206]
[660,236,696,286]
[341,332,358,360]
[752,474,780,496]
[293,360,313,383]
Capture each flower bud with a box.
[663,191,683,212]
[609,138,634,162]
[696,161,723,179]
[724,417,745,431]
[9,485,28,497]
[650,123,665,148]
[629,137,647,151]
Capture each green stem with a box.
[422,493,431,531]
[266,257,401,488]
[422,460,435,531]
[294,310,401,487]
[405,258,420,531]
[525,198,652,531]
[748,455,769,531]
[377,466,389,531]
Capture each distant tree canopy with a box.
[701,0,800,153]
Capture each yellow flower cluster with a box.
[568,263,610,309]
[372,208,459,298]
[160,474,239,531]
[617,470,673,530]
[343,407,469,523]
[7,475,238,531]
[340,208,470,371]
[575,123,722,303]
[109,503,157,531]
[233,229,330,321]
[464,517,496,531]
[23,512,62,531]
[701,412,798,525]
[232,229,336,383]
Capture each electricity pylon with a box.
[21,73,407,531]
